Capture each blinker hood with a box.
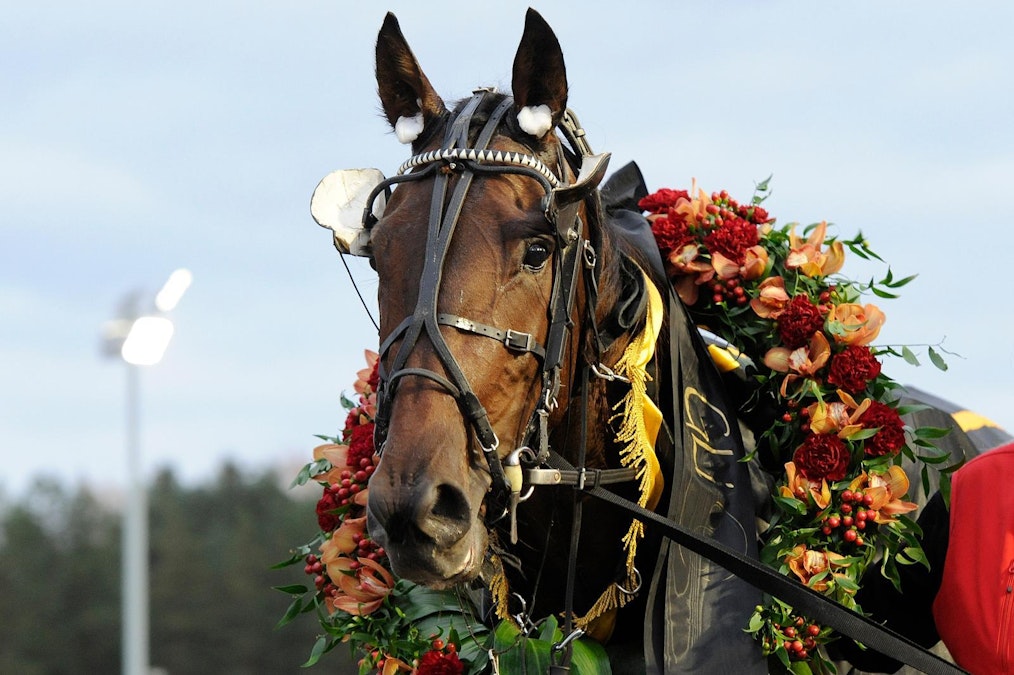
[310,168,387,257]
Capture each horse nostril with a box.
[421,483,471,546]
[431,483,470,522]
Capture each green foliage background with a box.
[0,463,357,674]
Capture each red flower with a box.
[827,345,882,393]
[857,401,905,457]
[416,649,464,675]
[738,204,771,224]
[315,489,342,532]
[777,295,826,349]
[792,433,851,481]
[703,216,758,264]
[639,188,689,213]
[347,421,375,469]
[650,213,695,254]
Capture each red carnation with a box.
[639,188,689,214]
[777,295,826,349]
[347,421,375,469]
[857,401,906,457]
[792,433,851,481]
[740,204,771,224]
[827,345,882,393]
[703,216,759,263]
[315,489,341,532]
[650,213,695,254]
[416,649,464,675]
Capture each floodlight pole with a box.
[123,361,149,675]
[102,268,190,675]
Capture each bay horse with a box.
[347,9,764,674]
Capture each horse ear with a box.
[512,8,568,139]
[375,12,446,144]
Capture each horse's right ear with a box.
[375,13,446,145]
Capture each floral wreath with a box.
[278,178,952,674]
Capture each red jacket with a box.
[933,442,1014,674]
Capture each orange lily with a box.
[785,544,852,593]
[329,515,368,556]
[671,181,712,226]
[712,245,770,282]
[826,303,886,346]
[779,461,831,509]
[312,443,352,484]
[750,276,791,319]
[806,390,872,438]
[325,556,395,616]
[353,350,379,418]
[786,222,846,278]
[848,467,918,524]
[763,332,831,396]
[667,243,714,305]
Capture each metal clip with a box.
[504,329,534,352]
[552,628,585,654]
[582,239,597,269]
[589,363,630,383]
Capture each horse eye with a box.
[522,241,551,271]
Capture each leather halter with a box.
[365,90,600,524]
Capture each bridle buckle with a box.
[504,329,534,353]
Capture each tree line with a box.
[0,463,358,674]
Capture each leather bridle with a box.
[361,89,628,538]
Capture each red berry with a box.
[867,509,878,521]
[855,536,865,546]
[827,515,841,529]
[304,564,313,575]
[842,516,854,527]
[856,520,866,530]
[797,649,809,659]
[804,637,816,649]
[713,294,724,304]
[359,457,370,468]
[821,526,832,535]
[862,494,874,506]
[856,510,867,522]
[841,490,854,503]
[782,413,793,423]
[791,640,804,653]
[841,503,852,514]
[807,624,820,637]
[432,638,445,650]
[784,627,797,638]
[844,529,857,542]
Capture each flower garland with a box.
[281,179,952,674]
[639,179,951,673]
[276,351,609,674]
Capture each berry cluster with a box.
[326,457,376,508]
[709,277,748,306]
[820,489,878,548]
[759,613,826,663]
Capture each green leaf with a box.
[928,346,949,371]
[913,426,951,440]
[570,637,612,675]
[275,595,304,629]
[273,584,309,595]
[301,636,329,668]
[901,346,920,366]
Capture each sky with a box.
[3,1,1013,500]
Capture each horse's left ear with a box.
[512,8,568,139]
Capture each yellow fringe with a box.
[487,270,665,633]
[576,271,665,629]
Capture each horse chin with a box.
[374,518,488,590]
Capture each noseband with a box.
[365,90,608,531]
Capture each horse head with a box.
[359,10,649,609]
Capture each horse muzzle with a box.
[366,469,488,588]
